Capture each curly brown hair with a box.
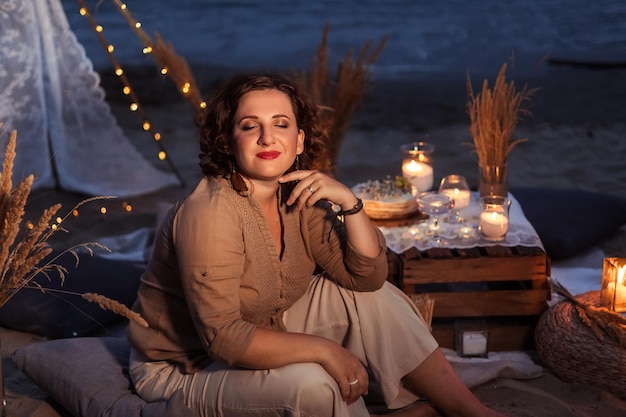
[196,73,330,180]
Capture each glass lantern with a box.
[600,257,626,313]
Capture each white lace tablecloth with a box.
[380,192,544,254]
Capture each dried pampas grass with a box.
[293,24,387,168]
[0,127,147,328]
[466,63,537,166]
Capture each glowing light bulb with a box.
[107,45,114,53]
[123,86,131,95]
[154,132,161,141]
[96,25,103,33]
[181,82,190,94]
[56,217,62,224]
[143,46,152,54]
[135,22,141,29]
[26,221,34,230]
[143,121,151,130]
[161,68,168,75]
[199,102,207,109]
[158,151,166,160]
[72,209,79,217]
[129,103,138,111]
[79,8,86,16]
[120,3,127,10]
[100,207,107,215]
[51,224,58,231]
[115,68,124,76]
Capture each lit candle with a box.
[402,159,433,193]
[607,282,626,308]
[479,211,509,240]
[442,188,471,209]
[462,331,488,356]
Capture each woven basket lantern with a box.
[535,291,626,400]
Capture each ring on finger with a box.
[348,378,359,386]
[308,186,315,194]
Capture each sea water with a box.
[62,0,626,79]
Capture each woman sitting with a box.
[127,73,508,417]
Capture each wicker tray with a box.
[535,290,626,400]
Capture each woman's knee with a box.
[284,364,343,415]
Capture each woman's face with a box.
[231,89,304,182]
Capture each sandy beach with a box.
[4,61,626,416]
[20,61,626,248]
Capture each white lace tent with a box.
[0,0,181,198]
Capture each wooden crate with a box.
[388,245,551,351]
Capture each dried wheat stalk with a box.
[151,33,204,109]
[409,293,435,331]
[82,293,148,327]
[466,63,536,166]
[575,304,626,347]
[0,128,147,328]
[293,24,388,167]
[552,279,626,347]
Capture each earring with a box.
[230,160,248,192]
[295,154,300,171]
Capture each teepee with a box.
[0,0,181,198]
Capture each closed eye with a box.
[274,117,290,128]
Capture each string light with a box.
[76,0,185,187]
[110,0,206,109]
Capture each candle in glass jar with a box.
[479,211,509,240]
[462,331,488,356]
[402,159,433,193]
[442,188,471,209]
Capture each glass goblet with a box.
[438,174,471,223]
[417,191,454,247]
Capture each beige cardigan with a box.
[128,177,388,373]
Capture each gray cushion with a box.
[511,187,626,259]
[0,251,143,338]
[12,336,194,417]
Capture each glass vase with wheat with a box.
[466,63,536,197]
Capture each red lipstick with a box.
[256,151,281,159]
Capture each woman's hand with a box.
[237,329,369,404]
[279,169,382,259]
[279,170,358,212]
[319,339,370,404]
